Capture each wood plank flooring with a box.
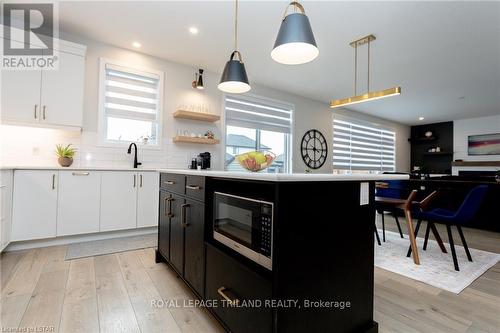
[1,220,499,332]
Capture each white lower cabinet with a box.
[11,170,58,241]
[57,171,101,236]
[100,171,138,232]
[10,169,158,243]
[137,172,159,228]
[1,170,14,251]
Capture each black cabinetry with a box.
[205,244,272,333]
[157,173,206,297]
[410,121,453,174]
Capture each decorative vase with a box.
[58,157,73,167]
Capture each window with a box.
[224,94,293,173]
[98,58,163,147]
[333,117,396,173]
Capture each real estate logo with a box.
[1,2,59,70]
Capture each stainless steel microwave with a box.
[213,192,273,270]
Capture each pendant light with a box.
[218,0,250,94]
[330,34,401,108]
[271,1,319,65]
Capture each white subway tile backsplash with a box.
[0,125,221,170]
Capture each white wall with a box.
[1,35,411,172]
[454,115,500,161]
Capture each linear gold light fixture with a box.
[330,34,401,109]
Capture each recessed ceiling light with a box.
[189,26,199,35]
[418,117,425,121]
[132,41,141,48]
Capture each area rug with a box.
[65,233,157,260]
[374,230,500,294]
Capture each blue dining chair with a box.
[410,185,489,271]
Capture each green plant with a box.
[55,144,76,158]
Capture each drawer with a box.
[206,245,272,333]
[185,175,205,202]
[160,173,185,194]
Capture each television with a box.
[468,133,500,155]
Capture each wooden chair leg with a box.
[404,210,420,265]
[374,223,381,246]
[407,219,422,257]
[423,221,431,250]
[456,225,473,262]
[381,212,386,242]
[446,224,460,271]
[430,223,447,253]
[393,212,404,238]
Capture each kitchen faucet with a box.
[127,143,142,168]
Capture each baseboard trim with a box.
[4,227,157,252]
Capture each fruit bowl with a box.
[235,151,276,172]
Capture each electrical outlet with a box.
[32,147,40,155]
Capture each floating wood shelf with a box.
[423,152,452,156]
[452,161,500,167]
[172,136,220,145]
[173,110,220,122]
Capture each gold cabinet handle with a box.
[217,287,240,306]
[42,105,46,120]
[186,185,201,190]
[181,203,190,227]
[34,105,38,119]
[72,172,90,176]
[164,180,175,185]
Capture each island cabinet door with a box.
[183,198,205,296]
[205,244,272,333]
[158,191,172,260]
[169,193,185,275]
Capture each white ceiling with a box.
[59,1,500,125]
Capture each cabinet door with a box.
[137,172,159,228]
[40,50,85,127]
[100,172,137,232]
[158,191,172,260]
[11,171,58,241]
[183,198,205,296]
[1,170,14,251]
[57,171,101,236]
[169,193,185,275]
[1,40,41,124]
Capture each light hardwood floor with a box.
[1,221,499,333]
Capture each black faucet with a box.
[127,143,142,168]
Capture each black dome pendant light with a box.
[218,0,251,94]
[272,1,319,65]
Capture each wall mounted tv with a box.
[468,133,500,155]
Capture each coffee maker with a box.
[190,152,211,169]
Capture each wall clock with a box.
[301,129,328,169]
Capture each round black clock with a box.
[301,129,328,169]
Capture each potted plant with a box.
[55,144,76,167]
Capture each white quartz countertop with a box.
[1,166,409,181]
[0,166,159,172]
[157,169,409,182]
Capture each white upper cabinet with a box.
[57,171,101,236]
[137,172,159,228]
[40,49,85,127]
[100,171,138,232]
[1,39,42,124]
[0,38,86,129]
[11,170,58,241]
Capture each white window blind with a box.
[225,94,293,134]
[333,118,396,172]
[100,60,163,146]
